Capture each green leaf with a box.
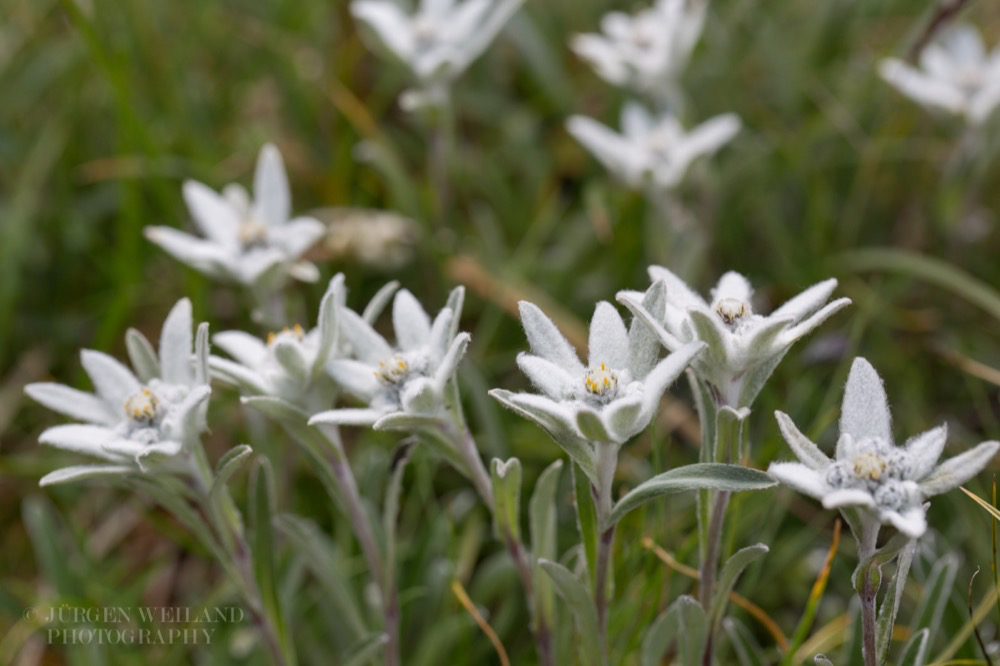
[709,544,769,634]
[897,628,929,666]
[640,595,707,666]
[212,444,254,491]
[572,463,598,588]
[609,463,776,525]
[723,618,765,666]
[125,327,160,382]
[529,459,563,630]
[342,633,390,666]
[851,531,910,591]
[714,406,750,464]
[539,559,600,666]
[490,457,522,544]
[910,554,958,649]
[385,441,415,599]
[876,539,916,664]
[250,458,286,652]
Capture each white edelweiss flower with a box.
[879,24,1000,126]
[571,0,707,96]
[489,289,704,446]
[309,286,469,428]
[145,144,326,290]
[567,102,740,192]
[210,275,344,408]
[768,357,999,539]
[351,0,525,110]
[618,267,851,408]
[24,299,212,485]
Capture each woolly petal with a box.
[352,0,416,59]
[159,298,193,386]
[767,462,828,500]
[309,407,385,427]
[136,440,184,472]
[673,114,740,174]
[882,506,927,539]
[626,281,665,379]
[575,406,613,443]
[782,297,851,344]
[213,331,269,368]
[687,308,735,372]
[427,307,455,363]
[401,376,441,415]
[775,410,830,469]
[144,226,233,279]
[314,274,344,374]
[588,302,630,371]
[235,248,287,286]
[363,281,400,324]
[393,289,432,351]
[181,180,240,247]
[603,395,644,442]
[209,356,269,394]
[39,424,124,461]
[621,102,656,138]
[711,271,752,304]
[571,34,629,85]
[647,265,707,310]
[879,59,967,115]
[905,425,949,479]
[80,350,141,409]
[919,440,1000,496]
[340,308,394,363]
[433,332,471,388]
[40,464,133,486]
[566,115,639,185]
[516,353,574,400]
[269,217,325,258]
[640,341,705,420]
[272,339,310,386]
[822,488,876,509]
[488,389,576,437]
[517,301,584,374]
[326,359,381,402]
[24,383,116,426]
[840,358,892,443]
[771,278,839,322]
[252,144,290,228]
[617,288,686,352]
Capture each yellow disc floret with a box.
[123,387,160,424]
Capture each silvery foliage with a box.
[879,23,1000,126]
[145,144,326,290]
[310,286,469,429]
[619,267,850,408]
[571,0,706,97]
[769,357,999,539]
[24,299,211,484]
[490,288,704,451]
[567,102,740,192]
[351,0,526,110]
[209,275,345,409]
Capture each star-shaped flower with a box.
[24,299,212,484]
[309,286,469,428]
[145,144,325,291]
[490,289,704,446]
[567,102,740,192]
[209,275,344,409]
[768,357,999,538]
[571,0,706,96]
[352,0,525,109]
[618,267,850,408]
[879,24,1000,126]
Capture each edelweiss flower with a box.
[879,24,1000,125]
[490,291,704,445]
[567,103,740,192]
[309,286,469,427]
[352,0,525,109]
[145,144,325,290]
[571,0,706,96]
[768,358,999,538]
[618,267,850,407]
[24,299,211,485]
[210,275,344,408]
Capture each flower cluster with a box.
[769,358,999,538]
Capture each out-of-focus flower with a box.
[210,275,344,408]
[145,144,325,290]
[879,24,1000,126]
[572,0,706,97]
[768,357,999,538]
[618,268,850,407]
[567,102,740,191]
[310,286,469,427]
[24,300,211,484]
[490,293,704,445]
[352,0,525,110]
[311,207,417,270]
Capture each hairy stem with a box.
[857,519,880,666]
[700,489,731,666]
[593,443,618,665]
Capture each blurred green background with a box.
[3,0,1000,663]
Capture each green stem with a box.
[858,519,880,666]
[593,443,618,666]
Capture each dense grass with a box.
[2,0,1000,663]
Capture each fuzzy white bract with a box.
[490,290,704,445]
[309,286,469,428]
[619,267,850,408]
[567,103,740,192]
[210,275,344,408]
[145,144,325,290]
[352,0,525,110]
[24,299,212,484]
[879,24,1000,126]
[768,358,999,539]
[572,0,706,97]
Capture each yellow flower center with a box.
[374,355,411,385]
[714,298,751,327]
[267,324,305,345]
[123,387,160,424]
[851,452,887,482]
[239,217,268,248]
[584,362,619,398]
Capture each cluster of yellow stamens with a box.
[123,387,159,423]
[584,362,618,399]
[267,324,305,345]
[714,298,750,327]
[851,451,888,482]
[374,356,410,385]
[238,217,268,248]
